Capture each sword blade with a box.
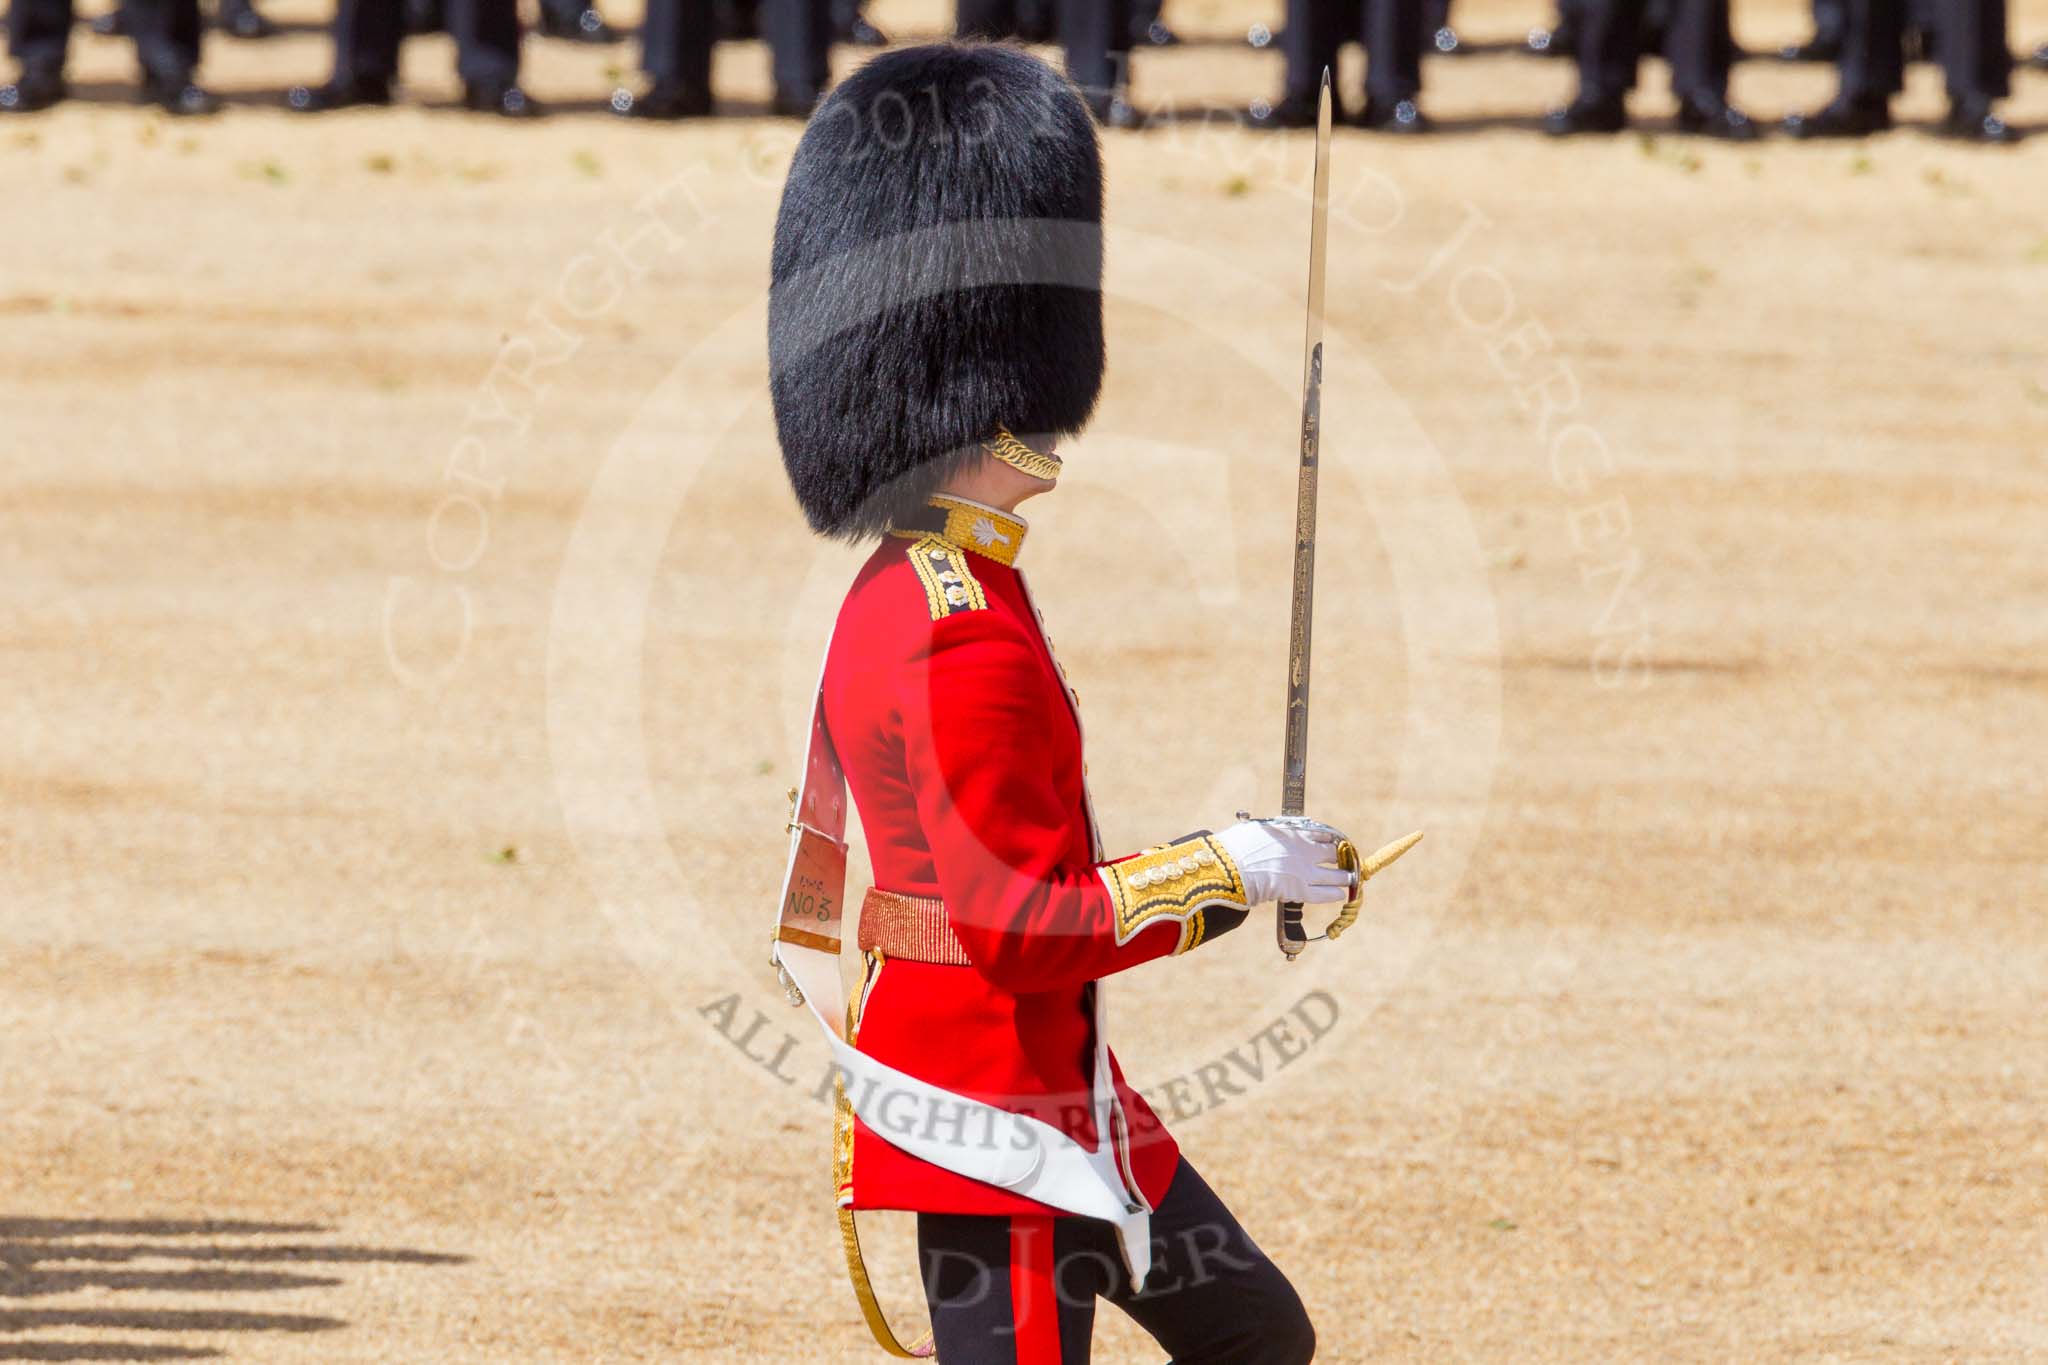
[1277,71,1333,959]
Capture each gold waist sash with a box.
[858,889,972,967]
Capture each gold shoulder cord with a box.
[834,949,936,1359]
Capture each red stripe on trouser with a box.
[1008,1215,1059,1364]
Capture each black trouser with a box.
[957,0,1133,97]
[331,0,518,83]
[917,1160,1315,1365]
[1280,0,1424,109]
[694,0,827,94]
[642,0,714,86]
[723,0,859,34]
[9,0,199,77]
[1840,0,2010,100]
[1811,0,1846,44]
[1575,0,1732,103]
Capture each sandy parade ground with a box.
[4,0,2047,1358]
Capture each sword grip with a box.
[1277,901,1307,960]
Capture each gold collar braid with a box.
[905,495,1026,566]
[982,427,1063,482]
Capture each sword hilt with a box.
[1244,822,1422,959]
[1277,901,1308,960]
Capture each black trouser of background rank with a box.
[916,1160,1316,1365]
[1279,0,1425,109]
[1810,0,1847,45]
[1575,0,1733,104]
[651,0,828,93]
[957,0,1134,99]
[720,0,859,37]
[1840,0,2010,101]
[8,0,198,78]
[330,0,518,84]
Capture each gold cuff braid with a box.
[983,426,1064,481]
[1099,833,1249,953]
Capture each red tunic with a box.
[822,495,1248,1219]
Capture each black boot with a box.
[1527,14,1577,56]
[142,72,221,115]
[1081,89,1144,128]
[611,81,711,119]
[771,86,821,119]
[537,1,617,42]
[0,65,66,112]
[1544,95,1626,134]
[1134,16,1177,46]
[216,0,276,39]
[836,11,887,45]
[1245,92,1329,130]
[402,0,443,32]
[1938,98,2019,144]
[287,74,392,110]
[1782,94,1890,138]
[1355,96,1430,133]
[1676,95,1760,140]
[463,80,541,116]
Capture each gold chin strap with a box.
[983,426,1063,482]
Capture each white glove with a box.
[1215,817,1354,907]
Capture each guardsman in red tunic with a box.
[768,43,1358,1364]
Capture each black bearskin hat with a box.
[769,43,1105,540]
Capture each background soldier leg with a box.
[1784,0,1848,59]
[1933,0,2016,139]
[1355,0,1427,130]
[1545,0,1639,132]
[289,0,401,108]
[1788,0,1903,135]
[1057,0,1133,123]
[1659,0,1753,135]
[1249,0,1344,128]
[124,0,202,81]
[445,0,526,107]
[955,0,1016,40]
[833,0,884,45]
[1529,0,1585,57]
[622,0,714,118]
[536,0,616,45]
[761,0,829,114]
[4,0,74,107]
[124,0,217,110]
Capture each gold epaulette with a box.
[904,534,987,621]
[1099,833,1249,953]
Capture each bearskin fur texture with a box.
[769,43,1105,540]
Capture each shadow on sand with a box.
[0,1219,466,1362]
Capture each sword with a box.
[1268,70,1423,960]
[1273,70,1335,961]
